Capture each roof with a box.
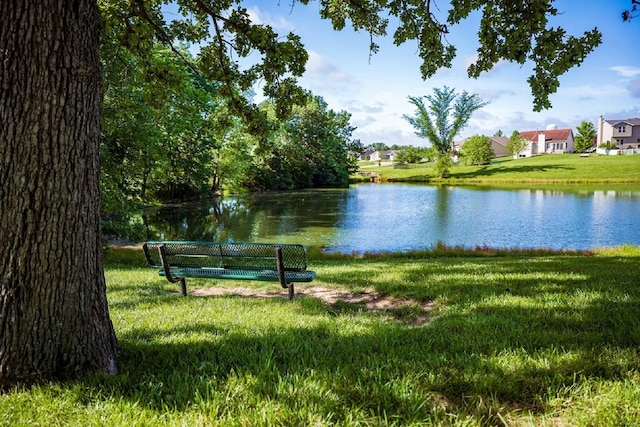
[489,136,509,147]
[603,117,640,127]
[519,128,573,142]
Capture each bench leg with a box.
[158,244,188,296]
[275,246,294,301]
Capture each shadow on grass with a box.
[88,307,638,423]
[83,253,640,423]
[384,163,575,182]
[450,163,574,180]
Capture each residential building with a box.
[597,117,640,149]
[517,126,574,157]
[368,150,397,162]
[454,136,510,157]
[358,147,375,161]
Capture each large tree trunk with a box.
[0,0,119,387]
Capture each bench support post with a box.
[275,246,294,301]
[158,244,188,296]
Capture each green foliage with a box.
[575,121,597,153]
[599,141,617,150]
[313,0,601,111]
[404,86,488,154]
[100,36,221,207]
[460,135,495,165]
[100,0,309,132]
[449,0,602,111]
[370,142,390,151]
[395,146,424,163]
[100,0,603,141]
[239,96,361,191]
[434,153,454,178]
[506,130,530,157]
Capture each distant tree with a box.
[574,121,597,153]
[494,130,504,137]
[461,135,495,165]
[434,154,454,179]
[423,146,438,162]
[401,147,424,163]
[403,86,489,155]
[243,95,360,190]
[370,142,390,151]
[403,86,488,177]
[506,131,530,158]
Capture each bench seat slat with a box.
[160,267,316,282]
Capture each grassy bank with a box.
[2,246,640,425]
[355,154,640,184]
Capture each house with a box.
[597,117,640,149]
[454,136,510,157]
[517,126,574,157]
[487,136,510,157]
[368,150,397,162]
[358,147,375,161]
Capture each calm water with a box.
[141,184,640,253]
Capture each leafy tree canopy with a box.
[100,0,604,136]
[403,86,488,154]
[575,121,597,153]
[460,135,495,165]
[506,130,530,157]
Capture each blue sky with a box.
[239,1,640,147]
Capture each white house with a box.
[368,150,397,162]
[517,125,574,157]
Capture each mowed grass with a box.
[2,246,640,426]
[363,154,640,184]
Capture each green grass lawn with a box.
[358,154,640,184]
[2,246,640,426]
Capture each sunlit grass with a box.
[1,246,640,426]
[359,154,640,184]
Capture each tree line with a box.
[101,39,362,219]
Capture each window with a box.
[617,125,627,133]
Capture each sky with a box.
[230,1,640,147]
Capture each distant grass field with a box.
[355,154,640,184]
[2,246,639,426]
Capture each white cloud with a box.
[246,6,294,31]
[304,50,353,82]
[463,54,510,73]
[561,83,628,98]
[628,79,640,98]
[610,66,640,78]
[353,126,426,147]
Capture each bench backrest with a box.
[143,241,309,271]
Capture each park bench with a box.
[143,241,316,300]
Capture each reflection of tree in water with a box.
[142,189,348,242]
[434,185,450,233]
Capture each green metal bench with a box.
[143,241,316,300]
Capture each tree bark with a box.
[0,0,119,387]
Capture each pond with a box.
[140,183,640,253]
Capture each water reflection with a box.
[141,184,640,253]
[142,189,348,246]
